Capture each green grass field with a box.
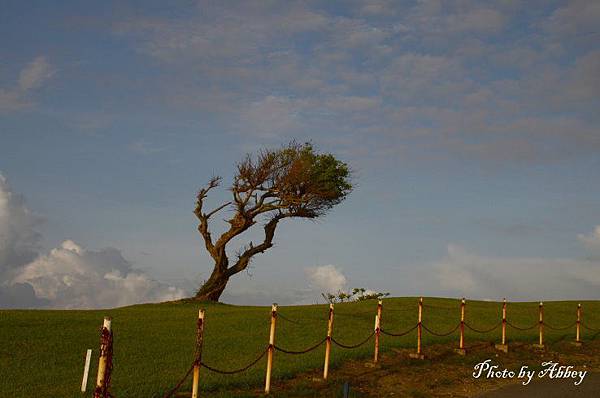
[1,297,599,397]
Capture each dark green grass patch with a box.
[1,298,599,397]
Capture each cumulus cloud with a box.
[0,173,186,309]
[0,56,55,112]
[578,226,600,252]
[432,244,600,300]
[12,240,185,309]
[305,264,347,294]
[0,174,42,276]
[0,282,49,308]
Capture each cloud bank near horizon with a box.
[430,244,600,301]
[2,171,600,308]
[0,173,186,309]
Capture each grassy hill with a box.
[1,297,599,397]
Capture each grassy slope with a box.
[1,297,599,397]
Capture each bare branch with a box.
[226,214,289,277]
[193,177,223,260]
[205,201,231,219]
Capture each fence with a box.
[85,298,600,397]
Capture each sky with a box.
[1,0,599,308]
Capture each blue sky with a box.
[1,0,599,308]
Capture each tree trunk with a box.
[194,268,229,301]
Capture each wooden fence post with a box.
[574,303,582,347]
[94,317,112,398]
[410,297,425,359]
[418,298,423,355]
[265,304,277,394]
[192,309,205,398]
[534,302,544,349]
[502,298,507,345]
[539,302,544,346]
[323,304,334,380]
[495,298,508,353]
[455,298,466,355]
[374,300,382,363]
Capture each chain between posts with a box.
[464,321,503,334]
[201,347,270,375]
[331,330,376,349]
[421,322,461,337]
[161,363,195,398]
[95,299,600,397]
[274,338,328,355]
[581,323,600,332]
[276,313,303,325]
[380,323,419,337]
[543,321,578,331]
[506,320,539,331]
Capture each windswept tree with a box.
[193,142,353,301]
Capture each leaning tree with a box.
[193,142,352,301]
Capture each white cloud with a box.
[578,226,600,251]
[381,54,468,103]
[0,173,42,276]
[543,0,600,36]
[432,244,600,300]
[446,8,506,33]
[0,89,30,112]
[18,56,56,91]
[0,173,187,309]
[237,95,306,137]
[408,2,508,36]
[12,240,186,309]
[305,264,347,294]
[0,56,55,112]
[108,2,599,165]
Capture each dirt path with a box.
[252,339,600,397]
[477,373,600,398]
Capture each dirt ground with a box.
[256,338,600,397]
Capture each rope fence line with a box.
[331,331,376,349]
[274,338,327,355]
[281,314,329,323]
[544,321,578,331]
[582,322,600,332]
[201,348,269,375]
[380,323,419,337]
[162,363,195,398]
[422,322,461,337]
[506,320,539,331]
[464,321,502,334]
[276,312,303,325]
[85,298,600,397]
